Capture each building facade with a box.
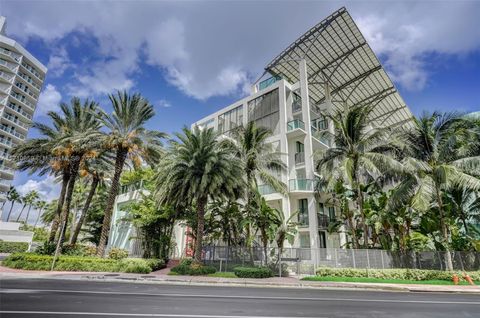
[192,7,413,251]
[0,16,47,201]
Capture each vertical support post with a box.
[334,248,338,268]
[366,249,370,269]
[380,250,385,269]
[352,248,356,269]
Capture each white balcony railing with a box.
[0,126,25,140]
[0,164,15,175]
[0,70,14,82]
[0,47,21,62]
[10,92,35,111]
[6,102,33,120]
[17,72,41,91]
[3,114,30,130]
[0,138,13,147]
[0,59,17,72]
[21,62,43,82]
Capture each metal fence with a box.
[202,246,480,276]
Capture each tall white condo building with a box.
[0,16,47,201]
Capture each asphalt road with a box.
[1,278,479,318]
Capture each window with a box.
[328,206,336,221]
[299,233,310,248]
[218,105,243,134]
[318,231,327,248]
[295,141,304,153]
[248,89,279,134]
[298,198,309,226]
[318,202,325,215]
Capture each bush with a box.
[0,241,29,253]
[2,253,162,274]
[315,267,480,282]
[234,266,273,278]
[145,259,166,271]
[108,248,129,260]
[35,241,57,255]
[170,262,216,276]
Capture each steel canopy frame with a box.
[265,7,413,128]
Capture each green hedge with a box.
[0,241,29,253]
[171,261,217,276]
[233,266,273,278]
[315,267,480,281]
[3,253,165,274]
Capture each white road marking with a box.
[0,312,322,318]
[1,288,479,305]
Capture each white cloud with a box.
[47,46,72,77]
[2,1,480,96]
[156,99,172,108]
[16,175,61,202]
[36,84,62,116]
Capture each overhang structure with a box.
[265,7,413,128]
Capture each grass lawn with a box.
[301,276,478,285]
[207,272,238,278]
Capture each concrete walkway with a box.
[1,265,479,294]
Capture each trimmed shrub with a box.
[170,262,216,276]
[108,248,129,260]
[0,241,29,253]
[145,259,166,271]
[35,241,57,255]
[234,266,273,278]
[2,253,162,274]
[315,267,480,282]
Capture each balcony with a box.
[3,114,30,130]
[258,184,276,195]
[311,126,332,148]
[292,101,302,113]
[120,180,144,194]
[10,92,35,112]
[0,59,17,72]
[6,102,33,120]
[0,179,11,187]
[0,70,14,83]
[17,72,41,91]
[317,214,329,228]
[257,75,281,91]
[289,179,315,192]
[287,119,305,131]
[294,152,305,165]
[298,212,309,227]
[0,47,21,62]
[21,62,44,82]
[0,138,13,147]
[0,164,14,175]
[0,126,25,141]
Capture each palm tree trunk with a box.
[194,197,207,264]
[70,177,99,245]
[97,148,128,257]
[25,205,33,224]
[6,201,15,221]
[34,208,44,229]
[15,204,27,222]
[57,157,82,251]
[49,171,70,243]
[436,187,453,271]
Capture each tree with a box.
[70,153,112,245]
[96,91,166,257]
[15,195,27,222]
[254,196,282,264]
[393,112,480,270]
[155,127,244,263]
[34,200,47,229]
[5,186,20,221]
[22,190,40,224]
[232,122,286,258]
[315,105,403,248]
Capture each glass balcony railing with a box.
[317,214,329,228]
[0,138,13,147]
[120,180,144,194]
[311,127,332,147]
[3,114,30,130]
[258,184,276,195]
[6,103,33,120]
[289,179,315,191]
[0,59,17,72]
[0,126,25,140]
[298,212,309,226]
[287,119,305,131]
[0,70,14,82]
[0,48,21,61]
[258,75,281,91]
[294,152,305,165]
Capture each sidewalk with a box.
[1,265,479,294]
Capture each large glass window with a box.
[218,105,243,134]
[248,89,279,134]
[298,198,309,226]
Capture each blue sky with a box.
[1,0,479,221]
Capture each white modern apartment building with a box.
[192,7,413,251]
[0,16,47,201]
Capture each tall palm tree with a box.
[15,195,27,222]
[23,190,39,224]
[155,127,244,263]
[96,91,166,256]
[315,105,403,248]
[70,153,111,245]
[5,186,20,221]
[232,122,286,256]
[34,200,47,229]
[393,112,480,270]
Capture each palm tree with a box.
[393,112,480,270]
[315,105,403,248]
[23,190,39,224]
[274,209,298,265]
[155,127,244,263]
[232,122,286,257]
[5,186,20,221]
[34,200,47,229]
[70,153,111,245]
[96,91,166,256]
[15,195,27,222]
[254,196,282,264]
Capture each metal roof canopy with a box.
[265,7,413,128]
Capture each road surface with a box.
[1,278,479,317]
